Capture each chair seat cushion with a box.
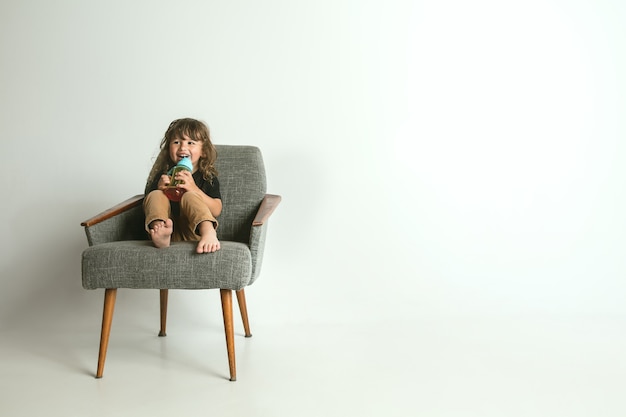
[82,241,252,290]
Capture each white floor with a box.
[1,291,625,417]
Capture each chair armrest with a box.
[81,194,145,227]
[252,194,282,226]
[248,193,281,284]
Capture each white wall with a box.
[1,0,625,331]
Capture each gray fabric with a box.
[248,222,267,284]
[85,205,147,246]
[82,241,252,290]
[214,145,267,243]
[81,145,270,291]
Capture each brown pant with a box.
[144,190,218,242]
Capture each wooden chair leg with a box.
[220,289,237,381]
[96,288,117,379]
[159,289,168,337]
[236,289,252,337]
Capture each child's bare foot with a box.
[196,221,220,253]
[149,219,173,248]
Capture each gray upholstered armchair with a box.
[80,145,280,381]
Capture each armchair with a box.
[80,145,280,381]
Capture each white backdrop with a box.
[1,0,625,333]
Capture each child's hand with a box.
[173,170,199,192]
[157,174,171,191]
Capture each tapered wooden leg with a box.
[96,288,117,379]
[220,289,236,381]
[159,289,168,337]
[236,289,252,337]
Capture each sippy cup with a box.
[163,157,193,202]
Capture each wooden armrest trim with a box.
[252,194,282,226]
[81,194,145,227]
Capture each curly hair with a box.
[146,118,218,189]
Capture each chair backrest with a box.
[213,145,267,243]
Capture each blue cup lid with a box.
[177,156,193,171]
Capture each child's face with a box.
[169,134,204,172]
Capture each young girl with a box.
[143,118,222,253]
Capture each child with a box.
[143,118,222,253]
